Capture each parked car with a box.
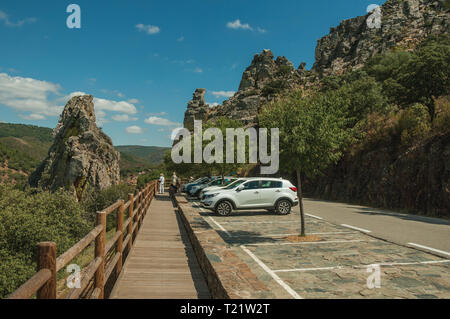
[199,178,240,199]
[201,178,298,216]
[182,177,207,192]
[190,177,236,198]
[185,177,210,194]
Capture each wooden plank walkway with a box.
[110,193,210,299]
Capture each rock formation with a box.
[184,49,302,129]
[29,95,121,199]
[312,0,449,76]
[183,0,449,129]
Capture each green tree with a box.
[259,90,349,236]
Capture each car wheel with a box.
[215,201,233,216]
[276,199,292,215]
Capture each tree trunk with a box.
[296,168,306,237]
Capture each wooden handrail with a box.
[8,180,157,299]
[56,224,104,272]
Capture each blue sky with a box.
[0,0,385,147]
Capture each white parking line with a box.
[245,239,375,246]
[272,259,450,273]
[208,217,231,237]
[241,245,302,299]
[408,243,450,256]
[235,231,356,238]
[341,224,371,233]
[194,202,232,237]
[305,213,323,220]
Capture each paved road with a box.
[301,198,450,257]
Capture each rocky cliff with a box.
[183,0,449,128]
[29,95,121,199]
[184,49,304,129]
[313,0,449,76]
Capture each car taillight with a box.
[289,187,297,192]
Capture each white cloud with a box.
[257,27,267,33]
[226,19,266,33]
[117,92,124,98]
[0,73,139,124]
[210,90,235,98]
[194,67,203,73]
[19,113,46,121]
[144,116,181,127]
[177,36,184,42]
[127,98,139,104]
[0,73,63,116]
[0,10,36,27]
[112,114,138,122]
[126,125,143,134]
[227,19,253,31]
[93,97,137,114]
[206,102,220,108]
[136,24,160,35]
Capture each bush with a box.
[433,96,450,132]
[0,186,92,298]
[398,103,431,146]
[82,184,135,230]
[137,171,160,189]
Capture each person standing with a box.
[159,173,165,194]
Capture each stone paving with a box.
[188,200,450,299]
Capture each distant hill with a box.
[116,145,170,175]
[0,124,52,174]
[0,123,169,182]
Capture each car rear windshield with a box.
[224,179,245,190]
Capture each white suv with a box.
[200,178,298,216]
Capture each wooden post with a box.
[135,189,140,230]
[140,187,144,222]
[116,200,124,276]
[95,211,106,299]
[128,193,134,248]
[36,242,56,299]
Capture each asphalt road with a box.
[300,198,450,257]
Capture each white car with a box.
[199,178,240,199]
[200,178,298,216]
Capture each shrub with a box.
[82,184,135,230]
[398,103,431,146]
[0,186,92,298]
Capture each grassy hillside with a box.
[117,145,169,176]
[0,123,169,181]
[0,124,53,185]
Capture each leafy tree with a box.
[166,117,248,181]
[259,90,350,236]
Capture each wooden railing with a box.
[8,180,158,299]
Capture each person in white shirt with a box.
[159,173,165,194]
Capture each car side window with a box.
[261,181,282,189]
[243,181,260,190]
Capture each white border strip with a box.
[341,224,371,233]
[241,245,302,299]
[305,213,323,220]
[246,239,374,246]
[408,243,450,256]
[273,259,450,273]
[235,231,356,238]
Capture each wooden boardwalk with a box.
[110,193,210,299]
